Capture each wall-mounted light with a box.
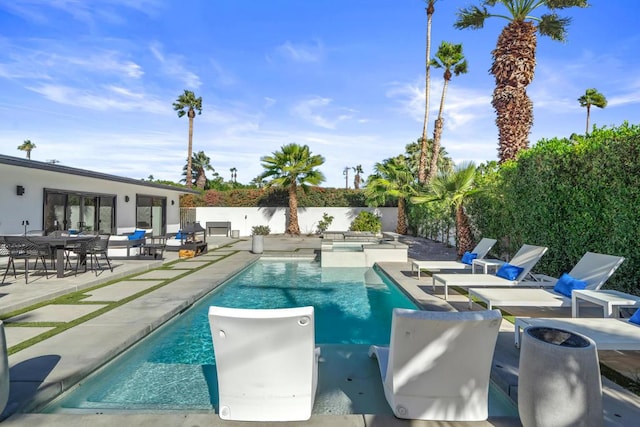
[124,195,130,202]
[16,185,25,196]
[171,200,175,205]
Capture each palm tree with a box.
[578,88,607,134]
[173,90,203,188]
[17,139,36,159]
[406,139,454,178]
[427,41,468,182]
[455,0,588,162]
[365,155,416,235]
[353,165,364,189]
[412,162,479,256]
[418,0,438,184]
[260,143,326,235]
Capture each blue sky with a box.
[1,0,638,188]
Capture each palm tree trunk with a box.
[396,197,407,235]
[418,2,435,184]
[455,204,473,257]
[491,21,537,162]
[427,76,450,181]
[586,104,591,134]
[186,109,195,188]
[287,184,300,235]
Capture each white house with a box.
[0,154,196,236]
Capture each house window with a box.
[136,195,166,236]
[44,190,116,234]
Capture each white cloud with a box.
[275,40,324,63]
[150,42,201,88]
[290,96,356,129]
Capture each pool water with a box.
[44,261,418,411]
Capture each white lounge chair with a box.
[514,317,640,350]
[432,244,549,300]
[411,237,498,279]
[468,252,625,311]
[369,308,502,421]
[208,306,320,421]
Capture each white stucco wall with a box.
[0,162,186,235]
[194,207,398,236]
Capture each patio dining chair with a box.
[1,236,51,284]
[85,234,113,275]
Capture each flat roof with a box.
[0,153,198,194]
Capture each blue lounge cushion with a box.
[553,273,587,297]
[461,251,478,265]
[128,230,146,240]
[495,263,524,281]
[630,308,640,326]
[175,231,183,240]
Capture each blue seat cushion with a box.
[461,251,478,265]
[128,230,146,240]
[630,308,640,326]
[495,263,524,281]
[553,273,587,297]
[175,231,183,240]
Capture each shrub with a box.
[251,225,271,235]
[349,211,381,233]
[316,212,334,234]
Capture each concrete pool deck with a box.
[1,235,639,425]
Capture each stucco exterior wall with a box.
[0,162,185,235]
[194,206,399,236]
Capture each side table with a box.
[572,289,640,318]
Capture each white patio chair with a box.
[468,252,624,311]
[411,237,498,279]
[208,306,320,421]
[432,244,549,300]
[369,308,502,421]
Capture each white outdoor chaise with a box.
[514,317,640,350]
[468,252,625,311]
[411,237,498,279]
[432,244,549,300]
[369,308,502,421]
[208,306,320,421]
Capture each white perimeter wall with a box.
[195,207,398,236]
[0,163,185,235]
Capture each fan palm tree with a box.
[173,90,203,188]
[260,143,326,235]
[455,0,588,162]
[406,139,454,179]
[353,165,364,189]
[418,0,438,184]
[17,139,36,159]
[192,151,216,189]
[412,162,479,256]
[578,88,607,134]
[365,155,416,235]
[427,41,468,182]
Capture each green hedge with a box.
[467,123,640,293]
[181,187,397,208]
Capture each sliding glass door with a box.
[136,195,166,236]
[44,190,116,234]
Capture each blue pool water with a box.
[44,261,420,412]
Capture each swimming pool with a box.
[43,261,416,411]
[43,260,517,417]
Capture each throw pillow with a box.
[128,230,146,240]
[629,308,640,325]
[461,251,478,265]
[553,273,587,297]
[496,263,524,281]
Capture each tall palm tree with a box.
[173,90,203,188]
[427,41,468,182]
[578,88,607,134]
[352,165,364,189]
[418,0,438,184]
[260,143,326,235]
[406,139,454,178]
[365,155,416,235]
[412,162,479,256]
[455,0,588,162]
[17,139,36,159]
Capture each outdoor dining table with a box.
[29,235,97,278]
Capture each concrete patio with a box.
[0,235,639,425]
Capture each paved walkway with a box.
[0,235,639,426]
